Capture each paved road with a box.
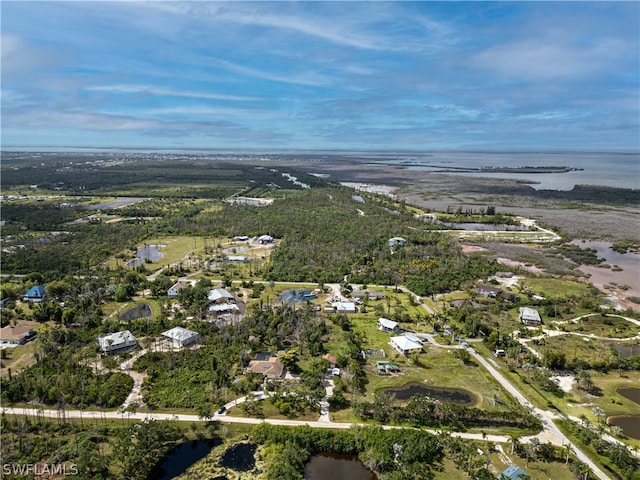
[466,346,612,480]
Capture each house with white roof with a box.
[377,318,399,333]
[326,301,357,313]
[98,330,137,354]
[388,237,407,248]
[208,288,235,304]
[519,307,542,325]
[162,326,199,348]
[390,335,423,355]
[258,234,274,244]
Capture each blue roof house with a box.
[23,285,46,303]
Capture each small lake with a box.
[126,244,166,267]
[279,289,317,304]
[379,382,476,406]
[607,415,640,440]
[304,453,377,480]
[219,442,256,472]
[617,387,640,405]
[149,439,220,480]
[614,343,640,359]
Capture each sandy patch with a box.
[550,375,575,393]
[496,257,545,274]
[461,244,488,254]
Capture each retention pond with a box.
[304,453,377,480]
[379,382,476,406]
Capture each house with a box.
[519,307,542,325]
[322,353,337,367]
[378,318,399,333]
[97,330,137,354]
[475,284,502,298]
[258,234,274,244]
[0,325,36,345]
[390,335,423,355]
[352,289,386,301]
[167,280,189,299]
[162,326,199,348]
[499,465,530,480]
[334,302,357,313]
[225,256,247,263]
[23,285,46,303]
[388,237,407,247]
[245,353,285,380]
[208,288,235,304]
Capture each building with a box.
[475,284,502,298]
[388,237,407,247]
[352,289,386,301]
[245,353,285,380]
[499,465,530,480]
[208,303,239,314]
[376,360,400,375]
[0,325,36,345]
[23,285,46,303]
[390,335,423,355]
[519,307,542,325]
[225,255,247,263]
[97,330,137,354]
[324,301,357,313]
[208,288,235,304]
[162,326,199,348]
[167,280,189,299]
[258,234,274,244]
[377,318,399,333]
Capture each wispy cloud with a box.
[86,84,258,102]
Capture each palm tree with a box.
[592,406,605,424]
[509,433,521,455]
[579,463,592,480]
[563,443,573,464]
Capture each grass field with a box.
[557,314,640,338]
[520,277,595,299]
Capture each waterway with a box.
[304,453,377,480]
[571,240,640,304]
[149,439,220,480]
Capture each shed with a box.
[388,237,407,247]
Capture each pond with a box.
[148,439,221,480]
[218,442,257,472]
[304,453,377,480]
[607,415,640,440]
[279,289,317,304]
[613,343,640,359]
[119,303,152,321]
[379,382,476,406]
[617,387,640,405]
[126,244,166,267]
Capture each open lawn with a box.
[520,277,595,299]
[225,398,319,422]
[557,314,640,339]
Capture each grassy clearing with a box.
[520,277,594,299]
[226,398,319,422]
[557,314,640,338]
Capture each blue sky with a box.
[2,1,638,151]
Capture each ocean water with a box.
[5,148,639,191]
[389,151,640,190]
